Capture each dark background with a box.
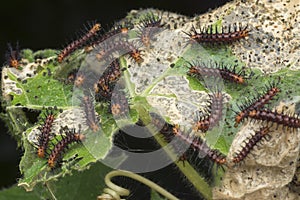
[0,0,231,192]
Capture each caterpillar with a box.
[57,22,101,63]
[150,112,189,162]
[136,12,164,47]
[150,112,226,165]
[194,90,225,132]
[5,42,21,69]
[82,95,99,132]
[74,71,86,87]
[48,127,84,169]
[94,59,121,101]
[187,61,248,85]
[184,22,249,44]
[173,125,226,165]
[95,40,143,63]
[138,12,163,29]
[110,87,129,118]
[65,69,87,88]
[247,109,300,129]
[173,124,227,165]
[235,80,281,126]
[66,69,78,84]
[88,21,133,48]
[37,109,55,158]
[232,126,270,163]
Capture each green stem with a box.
[119,57,212,199]
[120,57,136,98]
[153,130,213,200]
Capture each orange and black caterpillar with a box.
[66,69,87,87]
[90,21,133,47]
[110,86,129,118]
[235,80,281,126]
[184,22,249,44]
[95,40,143,63]
[150,112,175,143]
[82,95,99,132]
[150,112,190,162]
[37,109,55,158]
[194,90,225,132]
[173,124,227,165]
[150,112,226,165]
[48,127,84,169]
[187,61,249,85]
[94,58,121,101]
[247,109,300,130]
[57,22,101,63]
[5,42,21,69]
[232,126,270,163]
[136,12,164,47]
[138,12,163,29]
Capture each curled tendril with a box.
[97,170,179,200]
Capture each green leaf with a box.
[0,185,40,200]
[9,64,72,108]
[2,7,300,200]
[1,162,112,200]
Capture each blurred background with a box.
[0,0,231,192]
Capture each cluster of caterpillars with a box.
[52,12,296,171]
[35,108,84,169]
[153,22,299,172]
[8,11,298,174]
[156,67,298,171]
[60,12,166,131]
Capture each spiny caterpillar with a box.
[173,124,227,165]
[48,127,85,169]
[37,109,55,158]
[82,95,99,132]
[110,87,129,118]
[184,22,249,44]
[194,90,225,132]
[150,112,226,165]
[235,80,281,126]
[89,21,133,47]
[94,59,121,101]
[5,42,21,69]
[247,109,300,130]
[232,127,270,163]
[57,22,101,63]
[187,61,248,85]
[95,40,143,63]
[136,12,164,47]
